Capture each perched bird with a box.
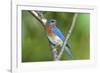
[46,19,73,59]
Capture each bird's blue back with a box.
[52,26,73,59]
[52,26,65,42]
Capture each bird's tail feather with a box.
[65,46,73,60]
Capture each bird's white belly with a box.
[48,34,63,46]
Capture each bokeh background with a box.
[22,10,90,62]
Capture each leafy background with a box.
[22,10,90,62]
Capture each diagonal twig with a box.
[51,45,59,61]
[28,11,47,27]
[29,10,58,61]
[57,13,78,60]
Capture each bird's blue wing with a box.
[52,26,65,42]
[52,26,73,59]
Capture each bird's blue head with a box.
[46,19,56,26]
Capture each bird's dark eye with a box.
[51,20,54,23]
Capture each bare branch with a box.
[51,45,59,61]
[57,13,78,60]
[29,10,58,61]
[28,11,47,27]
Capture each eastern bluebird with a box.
[46,19,73,59]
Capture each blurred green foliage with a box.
[22,10,90,62]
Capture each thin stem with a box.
[28,11,47,27]
[29,10,58,61]
[51,45,59,61]
[57,13,78,60]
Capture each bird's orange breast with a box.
[47,26,51,32]
[46,26,63,45]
